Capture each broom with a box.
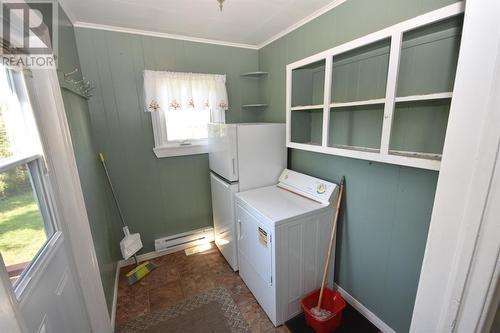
[99,153,156,285]
[311,176,345,320]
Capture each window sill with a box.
[153,142,208,158]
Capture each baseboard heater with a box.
[154,227,214,252]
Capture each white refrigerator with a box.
[208,123,286,271]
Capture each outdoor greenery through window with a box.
[0,64,55,287]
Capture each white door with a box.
[208,123,238,181]
[210,172,239,271]
[0,67,91,332]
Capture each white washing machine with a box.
[235,169,338,326]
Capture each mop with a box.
[311,176,345,320]
[99,153,156,285]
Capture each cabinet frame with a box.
[286,2,464,171]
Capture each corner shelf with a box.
[240,71,268,110]
[240,71,269,78]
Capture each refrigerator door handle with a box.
[232,158,236,176]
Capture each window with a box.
[165,108,210,142]
[0,65,57,289]
[143,70,229,158]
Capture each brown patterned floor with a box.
[115,243,289,333]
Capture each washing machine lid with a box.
[235,185,329,223]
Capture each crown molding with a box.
[67,0,346,50]
[257,0,347,49]
[68,0,347,50]
[72,21,260,50]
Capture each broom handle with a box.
[316,177,344,310]
[99,153,127,229]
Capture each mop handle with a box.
[99,153,127,228]
[316,176,345,310]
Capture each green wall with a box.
[258,0,458,331]
[74,28,260,253]
[57,7,122,313]
[65,0,461,329]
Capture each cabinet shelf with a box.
[286,5,463,171]
[288,142,441,170]
[291,104,324,111]
[331,144,380,153]
[330,98,386,108]
[395,92,452,103]
[240,71,269,78]
[301,142,322,146]
[242,103,268,108]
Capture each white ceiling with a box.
[59,0,345,48]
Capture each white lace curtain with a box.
[143,70,228,123]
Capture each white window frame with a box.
[285,2,465,171]
[151,110,209,158]
[145,71,228,158]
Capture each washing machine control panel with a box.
[278,169,337,205]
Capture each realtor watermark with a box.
[1,0,58,68]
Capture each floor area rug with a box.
[116,287,249,333]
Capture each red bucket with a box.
[301,288,346,333]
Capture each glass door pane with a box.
[0,162,53,286]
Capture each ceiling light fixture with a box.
[217,0,225,12]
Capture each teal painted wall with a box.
[74,28,260,253]
[258,0,458,331]
[57,7,122,313]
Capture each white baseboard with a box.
[118,227,214,267]
[110,262,120,331]
[335,284,396,333]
